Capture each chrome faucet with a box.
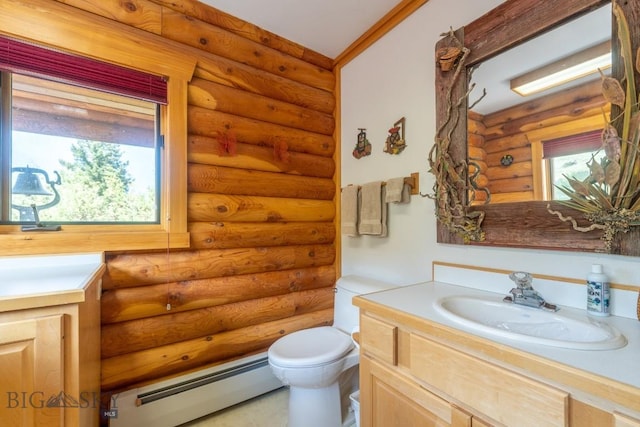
[503,271,558,311]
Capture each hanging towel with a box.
[341,185,359,236]
[385,177,411,204]
[358,181,386,236]
[380,185,388,237]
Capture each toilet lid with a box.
[268,326,354,368]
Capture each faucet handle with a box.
[509,271,533,289]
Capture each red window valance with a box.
[542,130,603,159]
[0,36,167,104]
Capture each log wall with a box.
[50,0,337,396]
[476,79,608,203]
[468,110,488,204]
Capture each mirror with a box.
[469,4,611,204]
[434,0,640,256]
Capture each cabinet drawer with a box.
[410,333,568,427]
[360,314,397,365]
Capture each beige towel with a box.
[385,177,411,204]
[380,186,388,237]
[341,185,359,236]
[358,181,387,236]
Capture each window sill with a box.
[0,229,190,256]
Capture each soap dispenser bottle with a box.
[587,264,610,316]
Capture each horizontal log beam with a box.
[194,60,334,115]
[57,0,162,34]
[188,136,335,178]
[484,133,530,155]
[103,244,336,288]
[101,265,336,323]
[188,107,335,157]
[483,79,604,128]
[149,0,333,70]
[189,78,334,135]
[487,162,532,180]
[101,308,333,391]
[484,105,605,140]
[102,288,334,358]
[468,132,485,148]
[162,9,334,92]
[489,176,533,193]
[189,221,335,250]
[188,164,335,200]
[188,193,335,222]
[488,191,535,203]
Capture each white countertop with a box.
[359,281,640,391]
[0,253,104,311]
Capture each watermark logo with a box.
[103,394,119,420]
[6,391,100,409]
[5,391,119,419]
[46,391,80,408]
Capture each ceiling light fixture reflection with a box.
[510,41,611,96]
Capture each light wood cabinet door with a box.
[0,315,65,427]
[360,355,450,427]
[614,412,640,427]
[451,406,493,427]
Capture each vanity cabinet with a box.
[614,413,640,427]
[357,308,639,427]
[0,275,101,427]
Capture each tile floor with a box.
[180,387,289,427]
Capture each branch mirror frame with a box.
[434,0,640,256]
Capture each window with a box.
[3,72,161,225]
[542,130,603,200]
[548,150,606,200]
[0,0,196,255]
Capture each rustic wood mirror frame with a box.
[434,0,640,256]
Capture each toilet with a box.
[268,275,398,427]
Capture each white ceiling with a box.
[197,0,404,59]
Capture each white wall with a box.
[340,0,640,292]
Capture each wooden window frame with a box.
[0,0,196,255]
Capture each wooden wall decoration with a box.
[353,128,372,159]
[383,117,407,155]
[435,0,640,255]
[39,0,337,399]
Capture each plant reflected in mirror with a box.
[548,3,640,251]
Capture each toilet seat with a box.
[268,326,354,368]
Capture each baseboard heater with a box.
[109,352,283,427]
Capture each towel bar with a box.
[342,172,419,195]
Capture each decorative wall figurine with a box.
[353,128,372,159]
[383,117,406,155]
[273,137,290,163]
[216,130,237,156]
[436,46,462,71]
[500,154,514,166]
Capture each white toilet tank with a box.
[333,275,398,333]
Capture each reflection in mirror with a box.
[467,4,611,204]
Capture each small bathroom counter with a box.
[0,252,105,312]
[354,281,640,415]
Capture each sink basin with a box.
[433,295,627,350]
